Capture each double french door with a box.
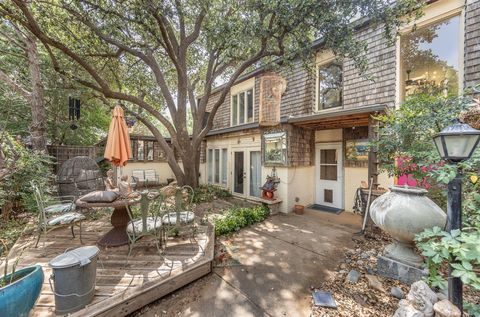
[232,148,262,198]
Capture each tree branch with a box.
[0,68,31,100]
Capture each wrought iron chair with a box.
[31,181,85,248]
[161,185,196,248]
[125,192,166,260]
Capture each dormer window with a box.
[231,88,254,126]
[317,62,343,111]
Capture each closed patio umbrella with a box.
[104,105,132,167]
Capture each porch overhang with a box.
[288,104,388,130]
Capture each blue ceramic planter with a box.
[0,265,44,317]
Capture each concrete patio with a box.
[133,209,362,317]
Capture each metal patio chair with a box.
[31,181,85,248]
[161,185,196,248]
[125,193,166,260]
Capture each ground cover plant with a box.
[214,205,270,236]
[193,184,231,203]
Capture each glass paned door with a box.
[249,151,262,197]
[234,151,245,194]
[315,143,343,208]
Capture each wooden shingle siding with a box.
[278,60,315,118]
[205,90,229,130]
[287,125,314,167]
[206,1,479,132]
[343,25,396,109]
[465,0,480,89]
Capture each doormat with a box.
[307,204,344,214]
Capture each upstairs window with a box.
[232,88,254,126]
[317,62,342,110]
[400,15,461,99]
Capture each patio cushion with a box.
[80,191,119,203]
[162,211,195,225]
[44,202,74,214]
[47,212,85,226]
[127,217,162,234]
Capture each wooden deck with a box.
[4,216,214,317]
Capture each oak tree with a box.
[2,0,420,186]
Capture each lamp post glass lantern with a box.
[433,120,480,314]
[433,120,480,163]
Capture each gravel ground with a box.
[310,228,480,317]
[310,229,407,317]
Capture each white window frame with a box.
[230,77,255,126]
[207,147,228,187]
[395,0,465,106]
[231,88,254,126]
[314,50,343,113]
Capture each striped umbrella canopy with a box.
[104,106,132,167]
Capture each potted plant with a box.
[0,240,44,317]
[367,93,470,266]
[293,197,304,215]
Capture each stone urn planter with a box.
[370,186,446,267]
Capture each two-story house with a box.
[199,0,480,213]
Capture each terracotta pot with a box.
[294,204,304,215]
[370,186,446,267]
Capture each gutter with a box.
[207,117,289,136]
[287,104,388,124]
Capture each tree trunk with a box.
[181,152,199,188]
[162,141,200,188]
[24,33,47,152]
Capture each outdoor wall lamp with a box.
[433,120,480,314]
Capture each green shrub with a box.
[214,205,270,236]
[0,135,54,218]
[193,184,232,203]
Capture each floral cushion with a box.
[126,217,162,234]
[44,203,74,214]
[46,212,85,226]
[162,211,195,225]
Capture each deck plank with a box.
[3,216,214,317]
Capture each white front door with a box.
[232,148,262,198]
[315,143,343,209]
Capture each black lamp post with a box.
[433,120,480,313]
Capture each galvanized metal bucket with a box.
[48,246,99,314]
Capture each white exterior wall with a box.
[344,167,368,211]
[202,128,393,214]
[285,166,315,213]
[199,162,207,184]
[378,171,394,189]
